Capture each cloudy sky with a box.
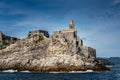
[0,0,120,57]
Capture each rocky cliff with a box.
[0,31,19,49]
[0,20,109,72]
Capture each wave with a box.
[105,65,113,68]
[69,70,93,73]
[20,71,30,73]
[1,70,93,73]
[49,70,93,73]
[2,70,18,73]
[1,70,30,73]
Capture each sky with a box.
[0,0,120,57]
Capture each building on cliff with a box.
[0,20,109,72]
[49,20,96,59]
[0,20,96,60]
[0,31,19,49]
[21,21,94,59]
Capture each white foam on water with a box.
[49,70,94,73]
[1,70,93,73]
[1,70,31,73]
[86,70,93,72]
[105,65,113,68]
[20,71,30,73]
[2,70,18,72]
[68,71,84,73]
[69,70,93,73]
[49,72,65,73]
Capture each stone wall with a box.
[28,30,49,39]
[77,36,83,46]
[80,46,96,58]
[51,29,78,55]
[48,28,96,65]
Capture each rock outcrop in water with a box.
[0,20,109,72]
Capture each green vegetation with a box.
[2,40,8,46]
[97,57,120,66]
[27,33,44,42]
[28,34,31,38]
[97,58,114,66]
[38,35,44,41]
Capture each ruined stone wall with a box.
[80,46,96,58]
[50,30,78,55]
[60,29,75,33]
[77,36,83,46]
[28,30,49,39]
[62,32,77,53]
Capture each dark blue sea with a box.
[0,65,120,80]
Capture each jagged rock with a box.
[0,31,19,49]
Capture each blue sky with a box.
[0,0,120,57]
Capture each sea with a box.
[0,65,120,80]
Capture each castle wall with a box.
[80,46,96,58]
[28,30,49,38]
[51,29,96,58]
[51,29,78,55]
[62,32,77,53]
[77,36,83,46]
[52,31,77,43]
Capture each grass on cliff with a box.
[38,35,44,42]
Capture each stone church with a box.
[47,20,96,59]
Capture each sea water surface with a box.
[0,65,120,80]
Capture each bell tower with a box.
[69,19,75,29]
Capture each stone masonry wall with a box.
[51,28,96,61]
[77,36,83,46]
[51,30,78,55]
[28,30,49,39]
[80,46,96,58]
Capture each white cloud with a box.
[113,0,120,5]
[77,23,120,57]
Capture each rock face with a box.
[0,20,109,72]
[0,31,19,50]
